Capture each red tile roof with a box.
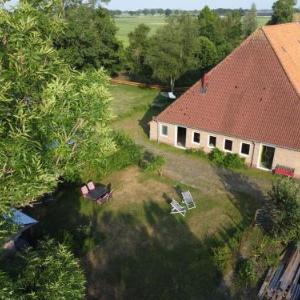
[156,23,300,151]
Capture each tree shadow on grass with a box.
[84,200,234,300]
[215,168,267,225]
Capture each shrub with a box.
[268,178,300,243]
[213,245,232,272]
[93,131,143,179]
[209,148,245,169]
[224,153,246,169]
[236,258,257,287]
[208,148,226,166]
[140,151,165,175]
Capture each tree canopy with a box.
[0,240,85,299]
[0,1,115,208]
[126,24,152,81]
[146,15,205,91]
[243,3,258,37]
[269,0,297,24]
[55,5,122,73]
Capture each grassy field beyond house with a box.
[114,15,166,45]
[114,15,271,45]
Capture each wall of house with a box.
[272,147,300,177]
[150,121,300,177]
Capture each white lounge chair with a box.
[170,199,186,216]
[181,191,196,210]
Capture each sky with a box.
[105,0,276,10]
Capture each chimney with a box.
[201,74,209,94]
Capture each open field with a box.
[114,15,271,45]
[114,15,166,45]
[27,83,275,299]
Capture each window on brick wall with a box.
[193,132,200,144]
[208,136,216,148]
[224,139,233,152]
[161,125,168,136]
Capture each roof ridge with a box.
[262,24,300,100]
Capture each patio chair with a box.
[87,181,96,191]
[181,191,196,210]
[81,186,89,198]
[170,199,186,217]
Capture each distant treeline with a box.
[110,8,274,17]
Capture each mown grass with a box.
[109,84,161,119]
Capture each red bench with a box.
[274,165,295,178]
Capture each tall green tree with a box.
[146,14,217,91]
[126,24,152,81]
[222,11,243,50]
[198,6,226,58]
[55,5,122,73]
[269,0,297,24]
[0,240,85,299]
[146,15,195,92]
[0,1,115,207]
[198,6,243,59]
[243,3,258,37]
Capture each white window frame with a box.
[208,135,217,148]
[192,131,201,145]
[240,142,251,157]
[160,124,168,137]
[223,138,233,153]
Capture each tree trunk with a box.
[170,77,175,93]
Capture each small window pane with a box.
[224,139,233,151]
[193,132,200,144]
[241,143,250,155]
[209,136,216,147]
[162,125,168,136]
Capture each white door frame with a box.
[174,125,187,149]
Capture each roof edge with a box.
[262,23,300,99]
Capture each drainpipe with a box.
[153,117,159,143]
[250,141,256,168]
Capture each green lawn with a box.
[109,84,161,118]
[115,15,271,46]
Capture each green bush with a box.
[140,151,165,175]
[208,148,226,166]
[224,153,246,169]
[213,245,232,272]
[92,131,143,179]
[209,148,245,169]
[236,258,257,287]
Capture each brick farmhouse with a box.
[150,23,300,176]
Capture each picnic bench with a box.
[81,182,112,204]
